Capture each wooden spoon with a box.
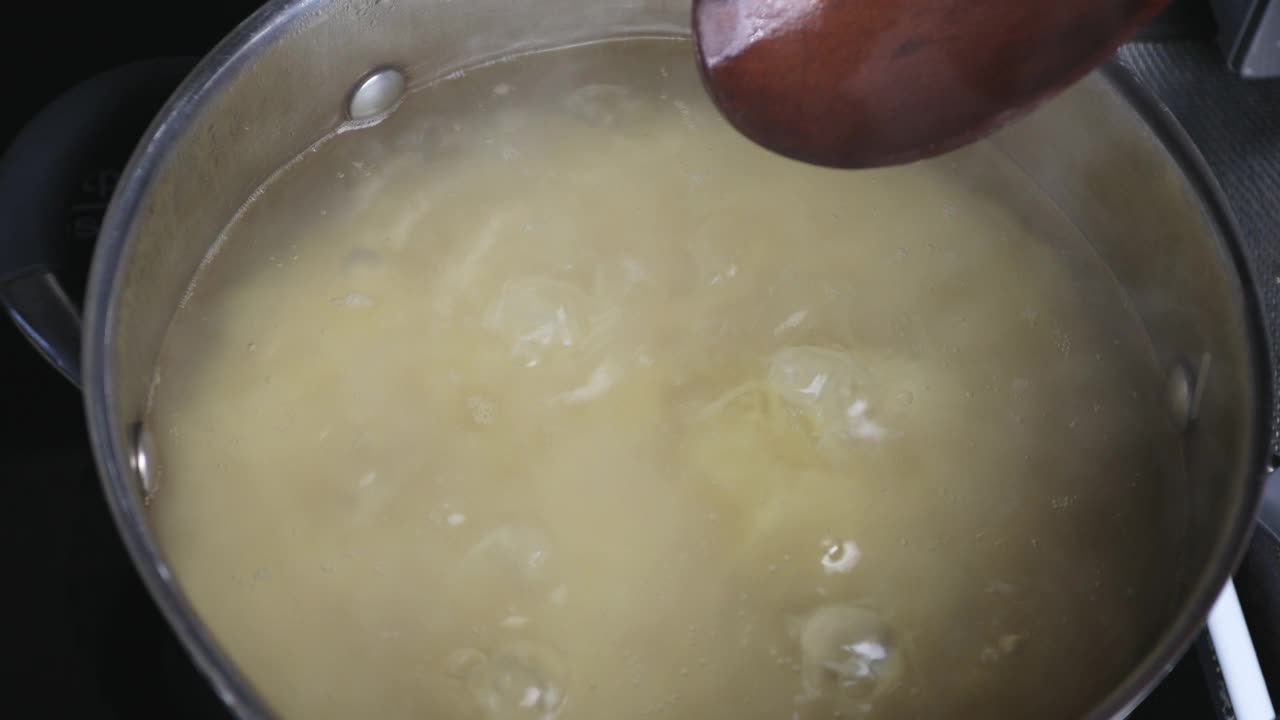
[692,0,1169,168]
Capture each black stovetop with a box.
[1,1,1275,717]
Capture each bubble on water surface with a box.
[468,641,568,719]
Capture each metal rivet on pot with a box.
[1167,352,1212,431]
[130,422,159,504]
[348,67,406,121]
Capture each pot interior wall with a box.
[994,77,1261,598]
[990,76,1264,711]
[96,0,1262,715]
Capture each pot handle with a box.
[0,59,196,388]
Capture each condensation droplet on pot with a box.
[347,67,406,122]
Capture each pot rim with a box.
[80,2,1276,717]
[84,2,314,717]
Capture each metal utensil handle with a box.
[1207,578,1276,720]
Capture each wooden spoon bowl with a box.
[693,0,1169,168]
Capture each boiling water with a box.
[148,38,1183,720]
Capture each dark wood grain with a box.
[693,0,1170,168]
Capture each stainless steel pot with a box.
[1,0,1278,717]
